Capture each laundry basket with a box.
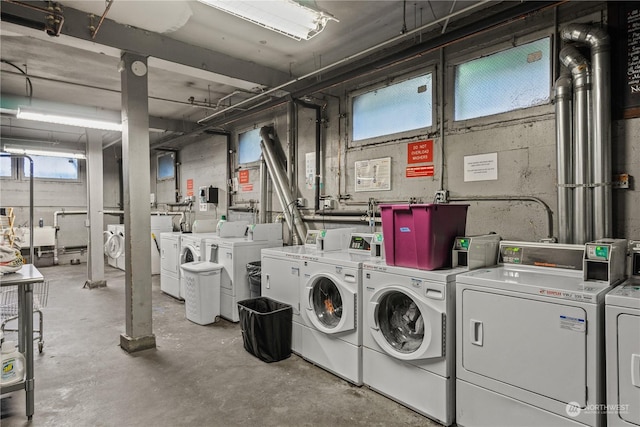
[237,297,292,363]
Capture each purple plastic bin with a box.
[380,204,469,270]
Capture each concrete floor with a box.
[1,263,442,427]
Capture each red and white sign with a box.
[186,178,194,196]
[407,140,433,164]
[239,169,249,184]
[406,165,434,178]
[241,184,254,192]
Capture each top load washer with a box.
[455,239,626,427]
[204,223,283,322]
[606,249,640,427]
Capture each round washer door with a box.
[180,245,199,263]
[304,273,355,334]
[103,231,124,258]
[368,285,444,361]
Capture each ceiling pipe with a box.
[561,24,612,240]
[3,0,64,36]
[197,0,492,124]
[560,45,591,244]
[554,71,574,244]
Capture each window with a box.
[0,156,11,177]
[24,155,79,180]
[352,73,433,143]
[454,37,551,121]
[238,128,262,164]
[157,152,175,180]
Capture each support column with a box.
[85,128,106,288]
[119,52,155,353]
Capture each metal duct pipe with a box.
[259,157,268,223]
[259,127,307,243]
[561,24,612,239]
[560,45,591,244]
[554,72,574,243]
[294,99,322,211]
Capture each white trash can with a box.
[179,261,223,325]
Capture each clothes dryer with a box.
[104,224,125,270]
[455,240,626,427]
[605,250,640,427]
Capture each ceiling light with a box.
[16,107,122,132]
[3,145,86,159]
[198,0,338,41]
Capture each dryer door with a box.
[369,285,444,361]
[618,313,640,425]
[305,273,355,334]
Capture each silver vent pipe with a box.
[561,24,612,240]
[259,156,268,224]
[554,71,574,244]
[259,127,307,243]
[560,45,592,244]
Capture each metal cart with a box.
[1,280,49,353]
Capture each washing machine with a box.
[455,239,626,427]
[605,248,640,427]
[204,223,283,322]
[160,232,183,299]
[261,228,357,354]
[298,232,384,385]
[104,224,125,270]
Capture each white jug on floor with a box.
[1,341,25,386]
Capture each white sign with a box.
[305,152,316,190]
[464,153,498,182]
[355,157,391,192]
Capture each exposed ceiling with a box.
[0,0,539,151]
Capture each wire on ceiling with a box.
[1,59,33,99]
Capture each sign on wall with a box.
[355,157,391,192]
[407,140,433,164]
[406,165,434,178]
[239,169,249,184]
[305,152,316,190]
[464,153,498,182]
[186,178,194,197]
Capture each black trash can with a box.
[237,297,292,363]
[246,261,262,298]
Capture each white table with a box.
[1,264,43,420]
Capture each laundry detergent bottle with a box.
[216,215,227,235]
[1,341,25,387]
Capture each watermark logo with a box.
[565,402,630,418]
[566,402,581,417]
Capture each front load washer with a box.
[455,240,625,427]
[260,228,357,355]
[104,224,125,270]
[605,249,640,427]
[362,261,465,425]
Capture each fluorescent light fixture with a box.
[198,0,338,41]
[16,106,122,132]
[3,146,86,159]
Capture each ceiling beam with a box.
[0,1,292,89]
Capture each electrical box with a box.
[199,186,219,204]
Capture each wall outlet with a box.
[296,198,307,208]
[323,199,335,210]
[434,190,449,203]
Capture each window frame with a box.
[20,154,83,183]
[448,31,554,129]
[236,126,266,167]
[0,155,15,180]
[156,151,176,181]
[348,67,436,148]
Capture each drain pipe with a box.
[259,156,268,223]
[259,127,307,243]
[560,45,591,244]
[561,24,612,239]
[554,71,574,244]
[294,99,322,212]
